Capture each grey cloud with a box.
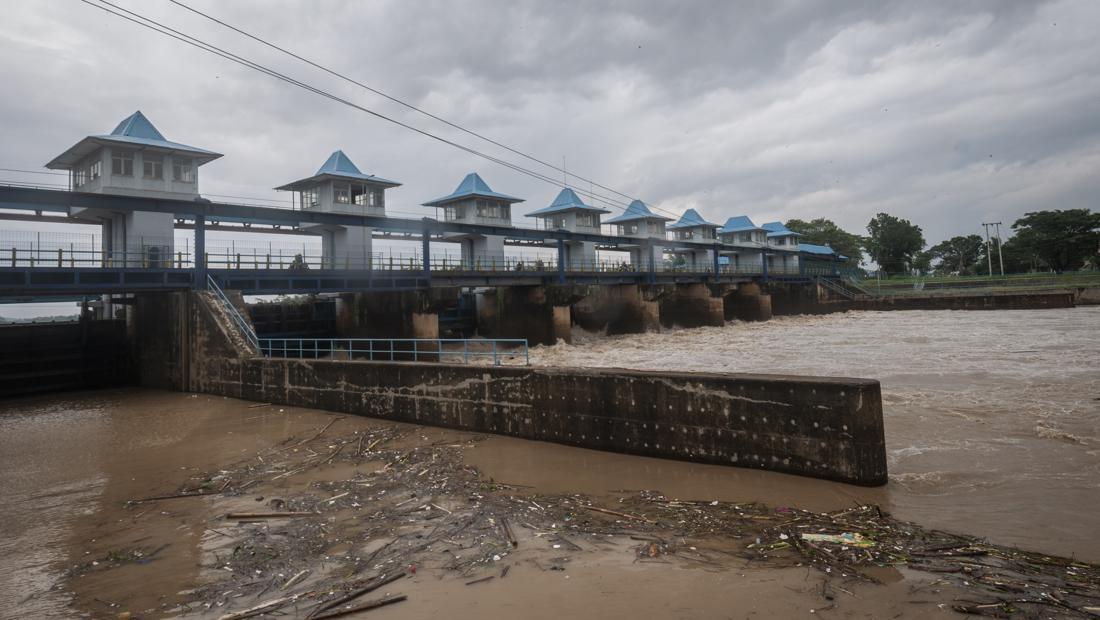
[0,0,1096,248]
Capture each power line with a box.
[166,0,658,213]
[0,167,68,176]
[79,0,640,215]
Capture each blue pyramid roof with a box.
[667,208,718,230]
[761,221,803,238]
[274,150,401,191]
[316,150,364,176]
[720,215,765,234]
[422,172,523,206]
[46,110,222,169]
[526,188,612,217]
[605,199,672,224]
[111,111,166,141]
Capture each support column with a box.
[194,214,206,288]
[421,229,431,281]
[724,282,772,322]
[658,282,725,328]
[476,286,578,345]
[572,284,660,335]
[556,238,566,284]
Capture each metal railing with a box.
[206,275,260,350]
[207,274,528,365]
[1,238,840,279]
[258,337,529,366]
[3,246,191,268]
[816,276,869,300]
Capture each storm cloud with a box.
[1,0,1097,244]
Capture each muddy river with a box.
[528,307,1100,560]
[0,306,1097,617]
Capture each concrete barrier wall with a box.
[199,359,888,485]
[768,284,1077,316]
[278,363,881,485]
[179,291,887,485]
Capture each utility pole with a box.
[991,221,1005,276]
[981,222,995,277]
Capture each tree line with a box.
[786,209,1099,276]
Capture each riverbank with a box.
[2,389,1098,619]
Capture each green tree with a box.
[927,234,984,275]
[1010,209,1099,272]
[784,218,864,265]
[863,213,926,274]
[994,236,1039,273]
[911,250,933,275]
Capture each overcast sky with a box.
[1,0,1098,245]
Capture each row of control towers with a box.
[46,111,808,273]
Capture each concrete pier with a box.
[573,284,661,335]
[725,283,773,322]
[332,290,458,340]
[659,283,726,329]
[476,286,574,345]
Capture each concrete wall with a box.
[573,284,661,334]
[476,286,573,345]
[468,235,505,265]
[1076,287,1100,305]
[768,283,1078,316]
[853,291,1076,311]
[128,289,890,485]
[725,282,773,321]
[659,283,725,328]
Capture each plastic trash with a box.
[801,532,875,547]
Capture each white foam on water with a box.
[532,306,1100,559]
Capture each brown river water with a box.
[0,306,1097,617]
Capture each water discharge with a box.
[521,306,1100,560]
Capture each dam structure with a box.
[1,110,889,484]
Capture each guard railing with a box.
[258,337,529,366]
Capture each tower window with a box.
[476,199,508,219]
[173,158,194,182]
[300,188,318,209]
[142,154,163,179]
[334,182,351,204]
[112,150,134,176]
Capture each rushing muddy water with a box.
[523,306,1100,561]
[0,307,1097,617]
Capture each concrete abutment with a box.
[573,284,661,335]
[724,282,773,322]
[127,289,890,486]
[475,286,574,345]
[658,283,727,329]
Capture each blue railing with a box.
[257,337,529,366]
[206,274,260,350]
